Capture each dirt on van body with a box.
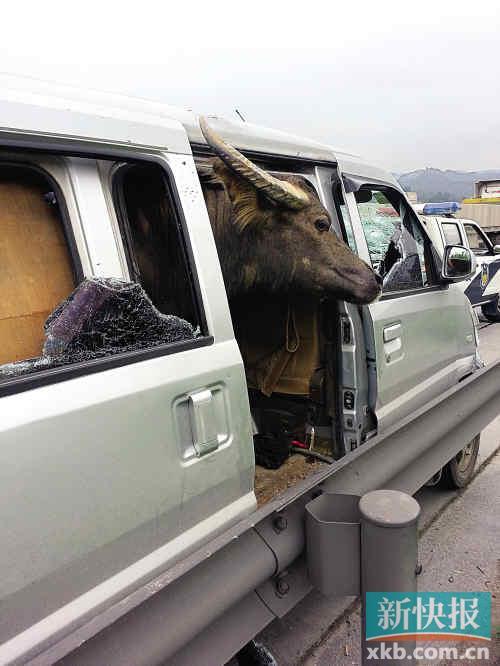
[254,454,326,506]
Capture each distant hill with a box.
[397,168,500,203]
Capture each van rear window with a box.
[113,163,201,329]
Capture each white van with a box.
[0,76,481,664]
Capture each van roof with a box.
[0,74,396,186]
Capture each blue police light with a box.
[421,202,461,215]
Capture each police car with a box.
[415,202,500,321]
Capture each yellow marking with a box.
[462,197,500,204]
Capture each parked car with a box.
[415,202,500,321]
[0,76,481,664]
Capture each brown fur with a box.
[198,158,380,304]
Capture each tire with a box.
[440,435,480,489]
[481,297,500,322]
[424,469,442,487]
[235,641,277,666]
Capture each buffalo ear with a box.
[212,160,248,201]
[212,159,273,232]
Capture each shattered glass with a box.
[357,200,426,291]
[357,202,402,264]
[0,278,197,379]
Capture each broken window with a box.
[0,278,196,379]
[0,161,200,385]
[355,187,436,293]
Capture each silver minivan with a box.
[0,76,480,662]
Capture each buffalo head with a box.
[199,117,381,304]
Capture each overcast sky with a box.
[1,1,499,172]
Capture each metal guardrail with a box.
[8,359,500,666]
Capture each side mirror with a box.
[442,245,474,282]
[354,189,373,204]
[493,245,500,255]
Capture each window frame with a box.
[440,220,464,247]
[0,160,84,285]
[463,221,493,255]
[112,161,206,333]
[332,179,358,251]
[0,148,212,398]
[350,182,441,298]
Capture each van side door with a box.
[343,182,476,432]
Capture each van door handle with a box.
[382,322,403,363]
[188,389,219,456]
[383,323,401,343]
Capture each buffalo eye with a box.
[315,218,331,232]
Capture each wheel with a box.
[235,641,277,666]
[481,297,500,322]
[424,469,442,487]
[440,435,480,489]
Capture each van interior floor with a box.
[254,454,327,506]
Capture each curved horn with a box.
[199,116,309,210]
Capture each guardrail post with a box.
[359,490,420,665]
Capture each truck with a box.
[461,178,500,246]
[415,201,500,321]
[0,76,491,666]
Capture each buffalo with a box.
[198,117,381,305]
